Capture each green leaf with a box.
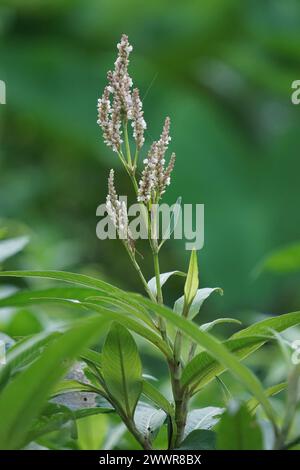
[84,295,155,329]
[148,271,186,297]
[247,382,287,414]
[134,403,166,443]
[0,270,122,296]
[135,297,276,423]
[183,407,224,439]
[184,249,199,311]
[77,413,108,450]
[142,381,174,417]
[182,335,272,391]
[102,323,142,418]
[182,311,300,391]
[0,287,97,308]
[178,430,216,450]
[80,349,102,368]
[82,302,172,359]
[200,317,241,332]
[0,236,29,263]
[0,315,109,449]
[174,288,223,319]
[0,331,60,389]
[27,403,112,444]
[0,271,156,330]
[216,402,263,450]
[51,380,101,397]
[11,296,173,359]
[256,242,300,275]
[231,311,300,339]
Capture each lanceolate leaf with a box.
[51,380,102,397]
[0,287,97,308]
[102,323,142,418]
[148,271,186,297]
[247,382,287,414]
[0,315,110,450]
[182,335,273,391]
[0,271,157,330]
[184,249,199,312]
[200,317,241,332]
[182,311,300,391]
[83,302,172,359]
[174,288,223,319]
[0,270,123,297]
[231,311,300,339]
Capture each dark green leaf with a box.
[102,323,142,418]
[216,402,263,450]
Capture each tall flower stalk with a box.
[98,34,191,449]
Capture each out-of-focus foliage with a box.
[1,0,300,316]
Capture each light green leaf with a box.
[200,317,241,332]
[142,381,174,417]
[182,311,300,391]
[148,271,186,297]
[102,323,142,418]
[0,270,122,296]
[77,413,108,450]
[183,407,224,439]
[0,315,109,449]
[256,242,300,275]
[83,302,172,359]
[0,236,29,263]
[182,335,272,391]
[0,271,156,330]
[51,380,101,397]
[216,401,263,450]
[134,403,166,443]
[0,287,97,308]
[247,382,287,414]
[80,349,102,368]
[174,288,223,319]
[184,249,199,311]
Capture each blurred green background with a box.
[1,0,300,322]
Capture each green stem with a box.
[124,243,156,303]
[153,251,163,304]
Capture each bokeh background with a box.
[1,2,300,443]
